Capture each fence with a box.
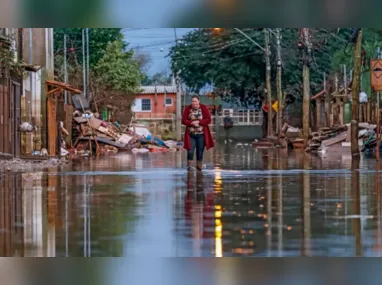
[217,111,263,126]
[134,113,175,120]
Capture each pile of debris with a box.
[305,125,348,153]
[68,110,182,158]
[253,122,379,153]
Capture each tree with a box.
[54,28,124,68]
[141,71,173,85]
[169,28,350,105]
[134,52,151,74]
[94,40,143,93]
[169,28,265,104]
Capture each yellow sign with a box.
[272,101,279,112]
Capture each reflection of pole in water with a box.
[83,175,87,257]
[351,158,363,256]
[266,160,272,256]
[83,174,91,257]
[65,175,69,257]
[376,163,381,255]
[301,154,311,256]
[88,179,91,256]
[277,152,283,256]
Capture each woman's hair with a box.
[191,95,200,101]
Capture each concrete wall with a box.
[135,119,176,140]
[21,28,53,153]
[217,125,263,141]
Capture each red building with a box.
[132,85,177,119]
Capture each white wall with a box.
[132,98,142,112]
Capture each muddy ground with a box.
[0,157,70,172]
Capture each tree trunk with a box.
[303,58,310,144]
[316,99,321,130]
[302,29,311,146]
[276,28,283,144]
[264,29,273,136]
[351,29,363,156]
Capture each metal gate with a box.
[10,81,21,157]
[0,79,10,154]
[0,79,21,157]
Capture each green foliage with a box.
[0,35,24,79]
[54,28,124,67]
[142,72,172,85]
[170,28,382,103]
[95,40,143,93]
[170,28,264,103]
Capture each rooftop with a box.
[137,85,177,94]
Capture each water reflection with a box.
[1,143,382,256]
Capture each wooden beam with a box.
[47,97,57,156]
[47,87,62,96]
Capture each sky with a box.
[123,28,194,77]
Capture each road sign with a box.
[371,59,382,91]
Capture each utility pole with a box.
[82,29,86,99]
[174,28,182,141]
[351,29,363,157]
[264,29,273,136]
[302,28,312,146]
[276,28,283,140]
[64,34,68,104]
[86,28,90,100]
[376,47,381,161]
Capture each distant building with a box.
[132,85,177,119]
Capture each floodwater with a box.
[1,143,382,257]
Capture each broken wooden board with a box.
[322,131,348,147]
[359,123,377,130]
[76,136,127,149]
[88,117,103,130]
[73,116,87,124]
[117,134,133,144]
[96,125,120,140]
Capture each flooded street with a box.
[1,143,382,257]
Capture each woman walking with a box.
[182,95,214,171]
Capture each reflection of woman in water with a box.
[184,173,214,243]
[182,95,214,171]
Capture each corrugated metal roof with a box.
[137,85,177,94]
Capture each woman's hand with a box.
[191,120,200,127]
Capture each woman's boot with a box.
[196,161,203,171]
[187,160,194,171]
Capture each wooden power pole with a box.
[351,29,363,156]
[264,29,273,136]
[302,28,312,146]
[276,28,283,140]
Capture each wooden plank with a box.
[77,136,127,148]
[322,131,348,147]
[47,87,61,96]
[4,83,10,154]
[88,117,103,130]
[64,104,74,148]
[47,97,57,156]
[73,116,87,124]
[0,84,4,153]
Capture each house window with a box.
[142,99,151,111]
[165,98,172,106]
